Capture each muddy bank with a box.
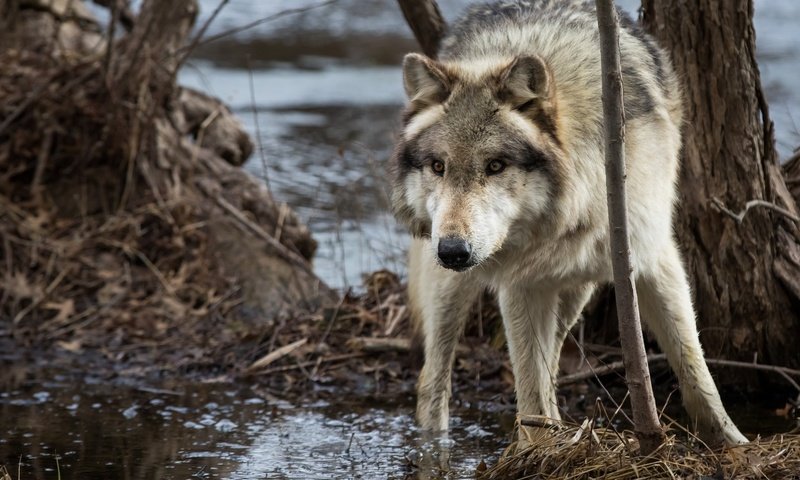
[0,0,334,374]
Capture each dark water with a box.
[179,0,800,290]
[0,365,513,479]
[1,363,795,479]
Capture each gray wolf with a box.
[390,0,746,445]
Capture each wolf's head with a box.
[391,53,564,271]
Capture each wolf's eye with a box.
[486,159,507,175]
[431,159,445,176]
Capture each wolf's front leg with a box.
[637,241,747,445]
[409,239,482,432]
[498,285,562,423]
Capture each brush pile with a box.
[241,269,513,398]
[0,0,332,374]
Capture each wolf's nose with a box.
[437,237,472,270]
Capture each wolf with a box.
[390,0,747,445]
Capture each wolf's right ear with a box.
[402,53,451,108]
[496,55,554,109]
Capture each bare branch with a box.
[180,0,338,55]
[710,196,800,224]
[558,353,800,402]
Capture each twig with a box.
[200,185,315,278]
[274,203,288,243]
[710,196,800,224]
[317,296,346,350]
[558,353,800,394]
[383,305,407,336]
[247,56,271,192]
[180,1,338,54]
[190,108,222,165]
[31,129,54,205]
[246,338,307,372]
[175,0,230,68]
[249,352,367,376]
[596,0,665,454]
[346,337,411,353]
[12,267,71,325]
[134,250,174,295]
[91,0,135,30]
[704,358,800,390]
[103,0,119,80]
[519,415,563,430]
[558,354,668,387]
[117,77,148,212]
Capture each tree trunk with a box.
[396,0,446,59]
[641,0,800,375]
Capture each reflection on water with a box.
[0,367,511,479]
[1,364,794,479]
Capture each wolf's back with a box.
[440,0,682,130]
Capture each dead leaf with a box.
[44,299,75,323]
[4,271,43,299]
[57,339,82,353]
[97,282,126,305]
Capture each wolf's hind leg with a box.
[409,240,482,432]
[637,241,747,445]
[552,284,596,379]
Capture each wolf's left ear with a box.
[496,55,554,110]
[403,53,451,109]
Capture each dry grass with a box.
[482,416,800,480]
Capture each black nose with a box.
[437,237,472,270]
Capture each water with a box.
[179,0,800,290]
[1,366,794,479]
[0,368,512,479]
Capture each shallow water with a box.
[1,364,795,479]
[0,367,512,479]
[179,0,800,290]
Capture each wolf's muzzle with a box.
[437,236,474,271]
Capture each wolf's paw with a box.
[699,421,748,447]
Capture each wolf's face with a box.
[392,53,563,271]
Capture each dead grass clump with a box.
[482,420,800,480]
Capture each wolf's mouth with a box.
[439,260,477,272]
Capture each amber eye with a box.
[487,158,507,175]
[431,159,445,176]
